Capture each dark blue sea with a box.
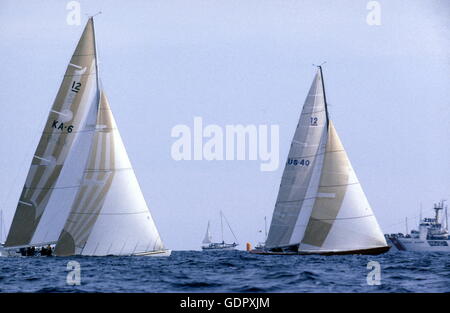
[0,250,448,293]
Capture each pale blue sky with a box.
[0,0,449,250]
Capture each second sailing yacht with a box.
[252,66,389,255]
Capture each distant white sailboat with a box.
[202,212,239,251]
[251,66,389,255]
[2,17,170,257]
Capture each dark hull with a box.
[250,246,390,256]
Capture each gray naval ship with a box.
[386,201,449,252]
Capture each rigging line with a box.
[319,182,360,188]
[0,103,50,226]
[221,212,239,243]
[69,210,149,216]
[287,148,342,160]
[277,196,320,204]
[310,214,374,221]
[25,185,81,191]
[63,72,97,77]
[300,108,327,115]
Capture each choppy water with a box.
[0,250,448,293]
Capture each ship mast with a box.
[442,200,448,231]
[446,206,449,232]
[264,216,267,241]
[0,209,3,244]
[434,201,443,225]
[220,211,224,243]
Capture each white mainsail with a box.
[202,221,212,244]
[5,18,99,248]
[265,67,388,254]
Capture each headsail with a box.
[299,121,387,252]
[265,69,328,248]
[55,91,165,256]
[202,221,212,244]
[5,18,99,247]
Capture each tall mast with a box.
[446,205,448,231]
[317,65,330,129]
[264,216,267,241]
[442,200,448,230]
[90,15,101,94]
[220,211,224,243]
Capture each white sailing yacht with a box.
[202,212,239,251]
[251,66,389,255]
[2,17,170,257]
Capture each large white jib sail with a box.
[265,66,388,254]
[5,18,168,256]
